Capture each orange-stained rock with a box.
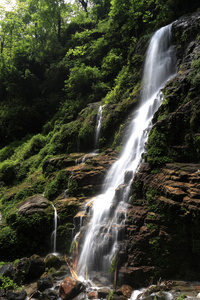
[88,291,98,299]
[120,284,133,298]
[59,277,85,300]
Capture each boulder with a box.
[0,264,14,279]
[17,194,51,216]
[59,277,85,300]
[28,254,46,280]
[5,290,27,300]
[97,287,110,298]
[40,288,58,299]
[120,284,133,298]
[13,255,45,284]
[37,275,53,292]
[13,258,31,285]
[88,291,98,299]
[44,254,62,269]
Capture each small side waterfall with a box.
[75,105,104,166]
[51,203,58,254]
[94,105,104,150]
[77,24,176,281]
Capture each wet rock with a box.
[24,282,38,298]
[37,275,53,292]
[59,277,85,300]
[40,288,58,300]
[115,184,127,203]
[88,291,98,299]
[28,254,46,280]
[44,254,62,269]
[120,284,133,298]
[13,255,45,284]
[13,257,31,285]
[0,263,14,279]
[0,290,5,300]
[118,266,156,289]
[73,291,88,300]
[90,272,110,287]
[5,290,27,300]
[124,171,133,184]
[97,287,110,298]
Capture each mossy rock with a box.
[1,195,54,260]
[44,254,62,269]
[56,223,75,253]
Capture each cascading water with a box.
[77,24,177,281]
[51,203,58,254]
[94,105,104,150]
[74,105,104,167]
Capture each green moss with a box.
[78,122,95,151]
[0,160,19,186]
[188,56,200,92]
[58,199,79,223]
[0,227,19,261]
[101,86,139,148]
[147,127,173,167]
[67,179,79,197]
[56,223,75,253]
[146,189,160,213]
[44,170,71,201]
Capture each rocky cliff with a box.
[118,10,200,287]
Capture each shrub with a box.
[0,227,19,260]
[101,48,123,80]
[23,134,46,160]
[0,160,19,185]
[57,223,75,253]
[64,63,102,103]
[49,121,80,155]
[78,122,95,151]
[0,276,18,291]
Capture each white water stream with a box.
[51,203,58,254]
[77,24,177,280]
[94,105,104,150]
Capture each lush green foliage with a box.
[0,0,198,147]
[0,275,18,291]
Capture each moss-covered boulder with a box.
[0,195,54,260]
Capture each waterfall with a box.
[77,24,176,281]
[64,172,73,198]
[94,105,104,150]
[51,203,58,254]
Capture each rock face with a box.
[119,163,200,287]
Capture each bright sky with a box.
[1,0,16,11]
